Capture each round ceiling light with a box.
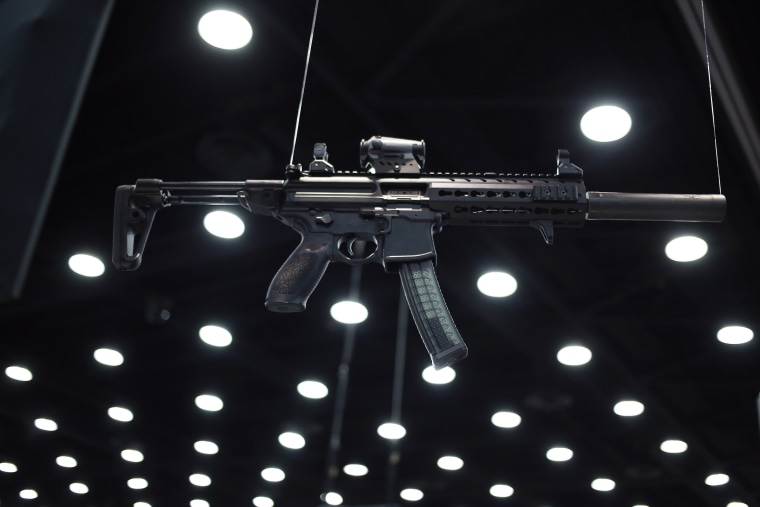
[198,10,253,50]
[580,105,632,142]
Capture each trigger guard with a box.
[336,234,380,264]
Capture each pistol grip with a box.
[265,231,332,312]
[399,260,468,369]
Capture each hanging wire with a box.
[700,0,722,194]
[289,0,321,166]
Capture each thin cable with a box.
[700,0,722,194]
[290,0,321,166]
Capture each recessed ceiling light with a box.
[135,502,153,507]
[127,477,148,490]
[489,484,514,498]
[121,449,144,463]
[34,417,58,431]
[94,348,124,367]
[203,210,245,238]
[297,380,329,399]
[660,439,688,453]
[580,105,632,142]
[437,456,464,470]
[377,422,406,440]
[56,456,77,468]
[591,478,615,491]
[68,253,106,277]
[557,345,592,366]
[189,473,211,487]
[613,400,645,417]
[727,502,748,507]
[278,431,306,449]
[189,500,209,507]
[665,236,708,262]
[717,326,754,345]
[491,411,521,428]
[199,325,233,347]
[546,447,573,462]
[5,365,32,382]
[705,473,729,486]
[343,463,368,476]
[323,491,343,505]
[194,440,219,455]
[422,365,456,384]
[252,497,274,507]
[198,10,253,50]
[108,406,134,422]
[261,467,285,482]
[69,482,89,494]
[0,462,18,473]
[400,488,424,501]
[195,394,223,412]
[477,272,517,297]
[19,489,38,499]
[330,301,368,324]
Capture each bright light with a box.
[324,492,343,505]
[56,456,77,468]
[546,447,573,462]
[199,325,233,347]
[591,478,615,491]
[189,473,211,487]
[252,497,274,507]
[377,422,406,440]
[194,440,219,455]
[728,502,749,507]
[279,431,306,449]
[343,464,368,476]
[19,489,38,499]
[5,366,32,381]
[437,456,463,470]
[121,449,144,463]
[580,105,632,142]
[135,502,153,507]
[330,301,368,324]
[190,501,209,507]
[108,406,134,422]
[660,439,688,453]
[127,478,148,489]
[665,236,708,262]
[34,417,58,431]
[477,272,517,297]
[297,380,328,399]
[557,345,592,366]
[491,411,521,428]
[68,253,106,277]
[94,348,124,366]
[198,10,252,50]
[70,482,89,494]
[0,462,18,473]
[261,467,285,482]
[400,488,424,501]
[422,365,456,384]
[489,484,514,498]
[195,394,223,412]
[203,210,245,239]
[705,473,729,486]
[613,400,645,417]
[717,326,754,345]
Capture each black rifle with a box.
[113,136,726,369]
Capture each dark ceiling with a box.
[2,0,760,506]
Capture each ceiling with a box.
[2,0,760,506]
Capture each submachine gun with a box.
[113,136,726,369]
